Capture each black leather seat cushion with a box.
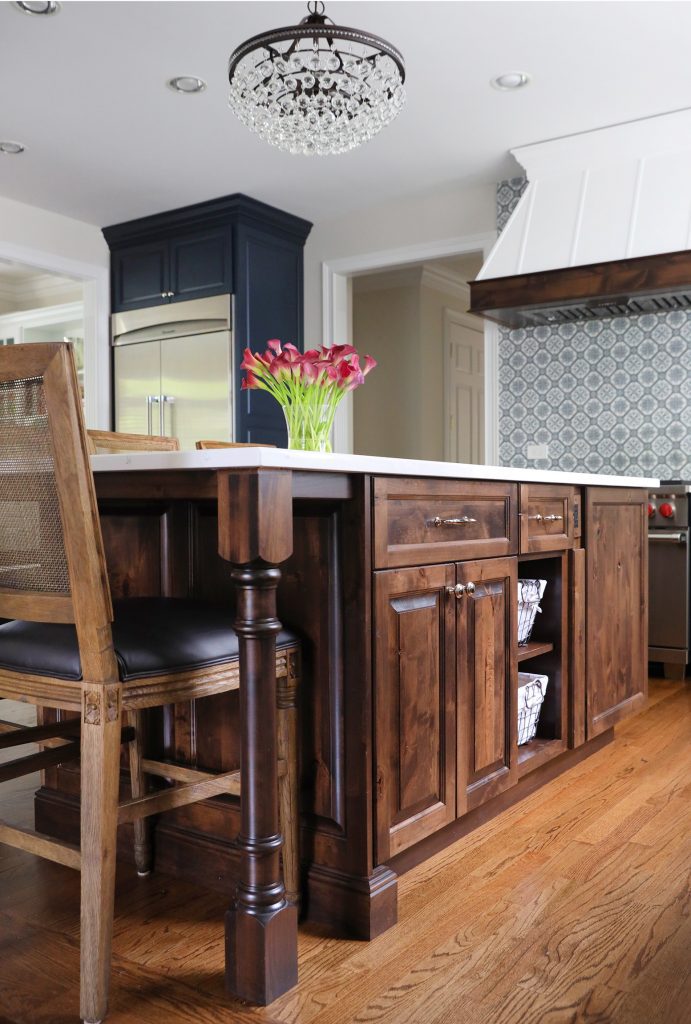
[0,598,298,682]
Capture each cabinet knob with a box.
[447,583,475,599]
[160,292,167,299]
[168,290,175,298]
[465,581,476,594]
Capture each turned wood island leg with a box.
[217,469,298,1005]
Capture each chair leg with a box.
[125,709,152,877]
[79,684,123,1024]
[276,653,300,907]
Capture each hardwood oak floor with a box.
[0,678,689,1024]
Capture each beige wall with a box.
[352,283,420,458]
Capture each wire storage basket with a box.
[517,672,549,745]
[517,578,547,645]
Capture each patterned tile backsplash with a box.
[495,179,691,479]
[496,177,528,233]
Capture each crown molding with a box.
[420,263,471,304]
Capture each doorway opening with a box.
[350,251,486,463]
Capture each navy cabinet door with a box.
[112,242,169,312]
[234,225,304,445]
[170,227,232,303]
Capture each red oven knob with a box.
[659,502,675,519]
[647,502,655,518]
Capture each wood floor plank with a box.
[0,678,688,1024]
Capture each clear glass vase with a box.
[282,403,333,452]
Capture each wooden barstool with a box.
[0,348,300,1023]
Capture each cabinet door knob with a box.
[446,583,467,599]
[168,290,175,297]
[465,581,476,594]
[160,292,167,299]
[543,514,563,522]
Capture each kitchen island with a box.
[35,450,655,1004]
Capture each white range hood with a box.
[478,107,691,280]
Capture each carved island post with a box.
[217,467,297,1004]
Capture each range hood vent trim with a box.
[469,248,691,329]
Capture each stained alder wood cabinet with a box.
[373,479,648,866]
[374,564,457,860]
[584,487,648,738]
[374,555,517,860]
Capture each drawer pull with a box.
[446,582,476,599]
[431,515,477,528]
[528,513,563,523]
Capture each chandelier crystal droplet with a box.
[228,1,406,156]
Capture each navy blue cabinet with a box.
[112,241,168,311]
[110,227,231,312]
[170,229,231,304]
[103,194,312,444]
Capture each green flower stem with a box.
[250,366,346,451]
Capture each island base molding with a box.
[303,863,398,939]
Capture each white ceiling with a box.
[2,1,691,229]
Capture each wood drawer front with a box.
[373,478,517,569]
[519,484,575,553]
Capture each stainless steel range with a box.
[648,482,690,679]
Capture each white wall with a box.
[304,181,496,344]
[0,195,108,269]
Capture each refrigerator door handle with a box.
[146,395,160,435]
[161,394,175,437]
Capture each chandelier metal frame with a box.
[227,1,406,156]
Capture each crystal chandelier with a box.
[228,1,406,156]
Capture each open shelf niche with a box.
[516,551,569,777]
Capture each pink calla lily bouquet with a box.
[241,340,376,451]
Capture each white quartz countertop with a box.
[91,447,658,489]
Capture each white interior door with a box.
[443,308,485,464]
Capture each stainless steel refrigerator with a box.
[112,295,232,450]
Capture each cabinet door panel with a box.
[375,564,456,861]
[457,556,518,813]
[112,243,169,312]
[170,228,231,302]
[569,546,586,748]
[585,488,648,738]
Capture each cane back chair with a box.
[0,344,300,1023]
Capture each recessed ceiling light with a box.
[13,1,61,14]
[0,141,25,155]
[491,71,531,91]
[167,76,207,95]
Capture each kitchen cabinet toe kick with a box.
[37,467,649,950]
